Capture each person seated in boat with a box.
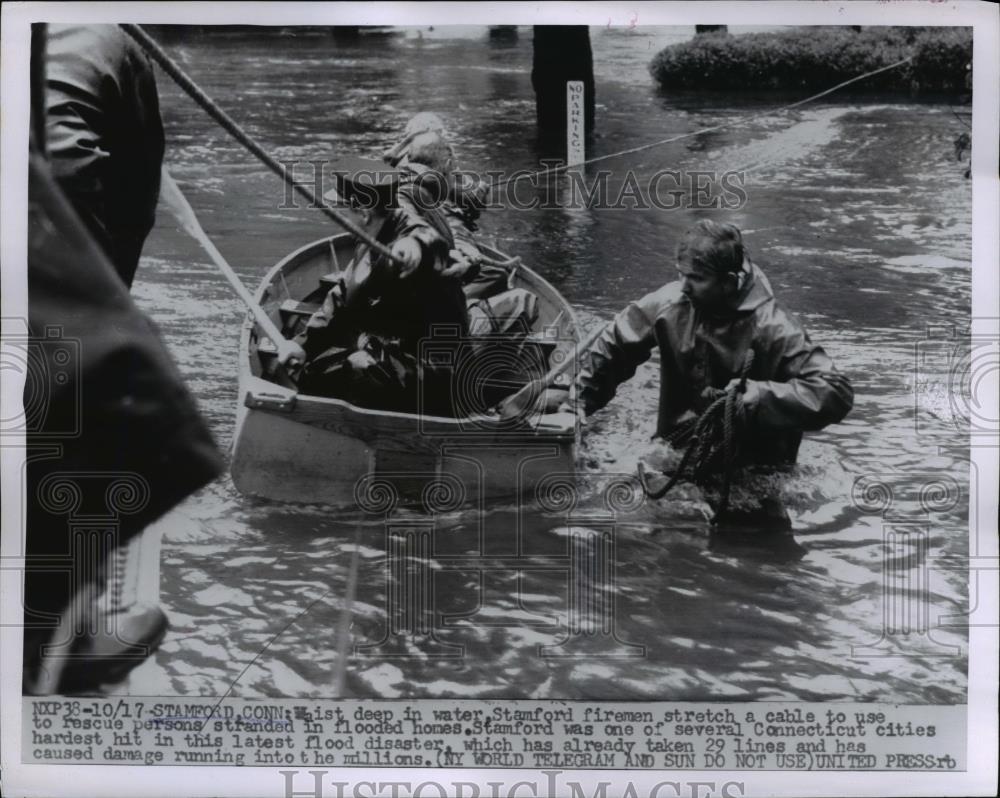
[384,113,489,226]
[386,121,501,299]
[396,131,536,340]
[396,131,542,409]
[295,156,469,415]
[546,220,854,529]
[395,130,478,274]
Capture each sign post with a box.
[566,80,585,166]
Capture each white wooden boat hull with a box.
[231,235,579,506]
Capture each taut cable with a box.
[491,56,914,190]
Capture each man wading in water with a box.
[547,220,854,532]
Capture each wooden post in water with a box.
[488,25,518,43]
[531,26,594,153]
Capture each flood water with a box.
[124,26,970,702]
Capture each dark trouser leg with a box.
[462,263,509,301]
[710,495,805,560]
[713,494,792,532]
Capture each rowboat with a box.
[230,234,581,507]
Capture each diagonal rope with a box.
[120,23,404,268]
[949,104,972,129]
[491,55,915,189]
[197,587,333,731]
[331,522,363,696]
[193,524,364,719]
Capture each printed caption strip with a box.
[24,699,964,770]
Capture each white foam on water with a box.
[708,107,854,176]
[355,664,406,697]
[192,584,255,607]
[226,555,277,567]
[885,253,970,272]
[264,660,320,696]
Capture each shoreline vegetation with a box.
[649,26,972,96]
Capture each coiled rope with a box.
[120,24,405,268]
[637,350,755,521]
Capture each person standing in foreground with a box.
[43,23,165,287]
[551,220,854,528]
[23,24,223,694]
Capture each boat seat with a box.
[279,299,321,324]
[470,333,561,383]
[522,332,560,359]
[525,332,559,347]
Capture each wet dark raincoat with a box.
[43,24,165,287]
[24,153,223,653]
[302,165,467,358]
[577,261,854,466]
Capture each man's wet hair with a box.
[406,131,455,175]
[676,219,745,276]
[403,111,447,139]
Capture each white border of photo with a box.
[2,3,997,797]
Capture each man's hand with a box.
[347,349,378,371]
[535,386,586,425]
[390,238,422,279]
[454,238,482,265]
[441,239,483,279]
[725,378,760,425]
[442,248,475,279]
[277,340,307,369]
[539,387,572,413]
[697,386,726,411]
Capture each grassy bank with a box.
[649,27,972,95]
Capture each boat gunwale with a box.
[239,234,581,434]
